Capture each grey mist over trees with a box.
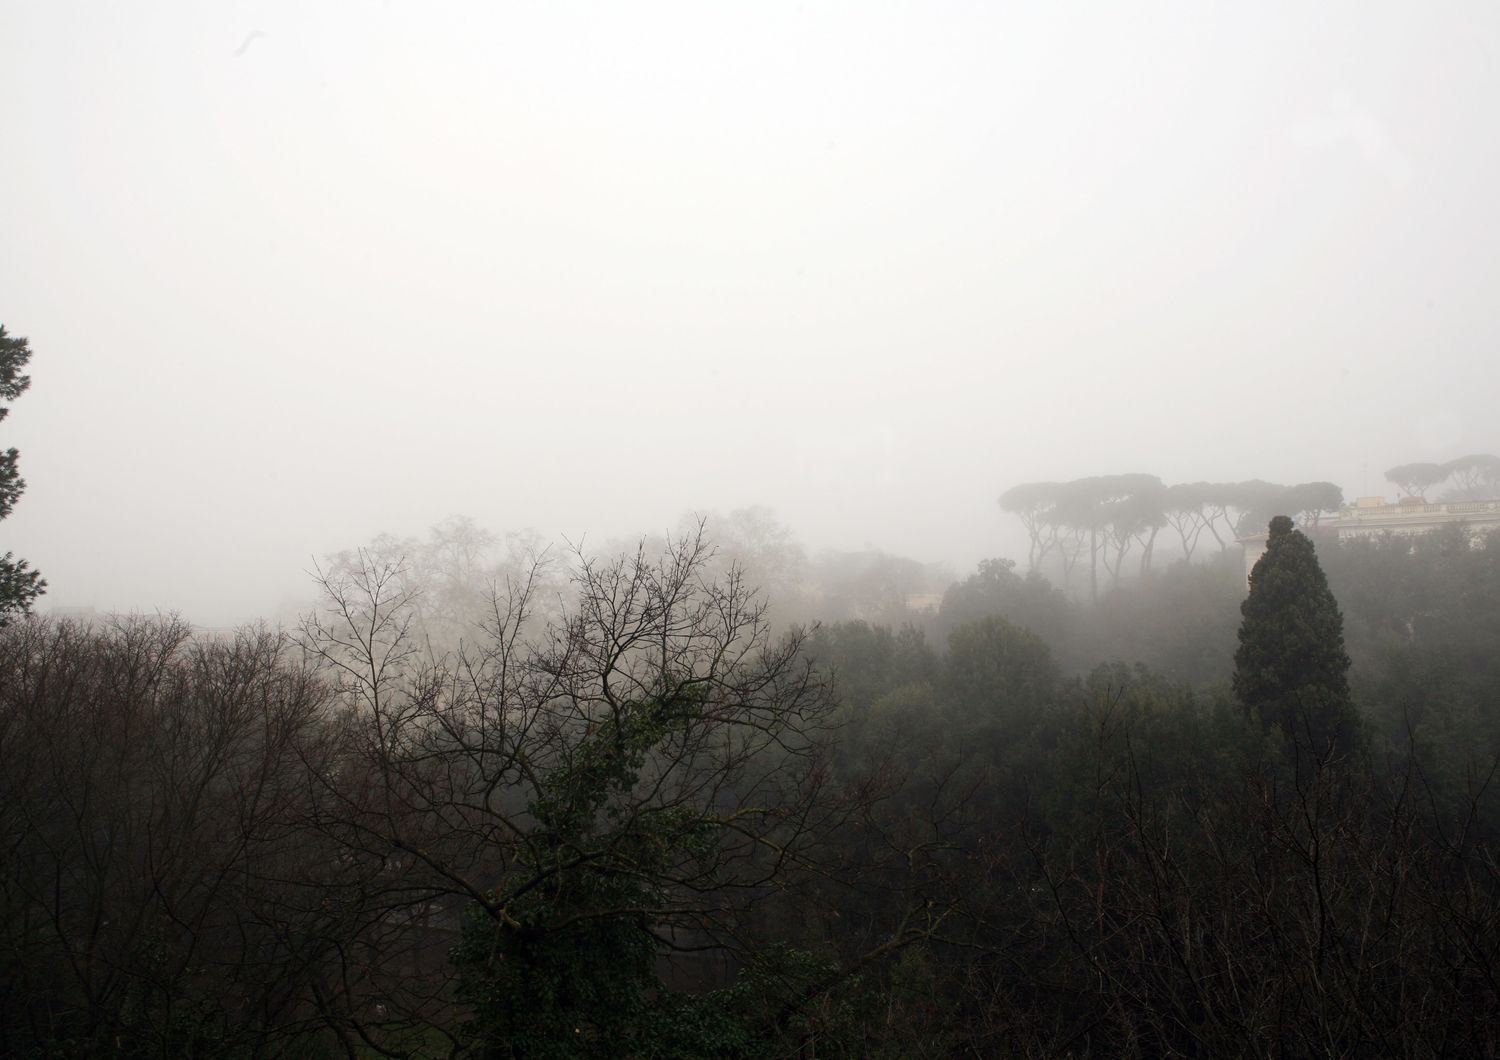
[4,3,1500,623]
[11,3,1500,1054]
[1385,455,1500,501]
[10,507,1500,1053]
[999,475,1344,599]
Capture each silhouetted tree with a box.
[1384,460,1450,499]
[0,618,349,1057]
[1226,479,1286,538]
[999,481,1064,573]
[1233,515,1358,765]
[1052,475,1162,602]
[1101,476,1166,580]
[1443,453,1500,500]
[1162,481,1213,562]
[1283,480,1344,527]
[0,325,44,622]
[301,525,949,1056]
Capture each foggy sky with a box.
[3,1,1498,624]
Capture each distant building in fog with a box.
[1240,495,1500,583]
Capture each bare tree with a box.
[0,616,355,1056]
[296,524,906,1052]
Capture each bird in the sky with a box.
[233,30,268,57]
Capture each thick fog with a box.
[2,2,1497,624]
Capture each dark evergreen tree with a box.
[0,324,44,623]
[1233,515,1357,763]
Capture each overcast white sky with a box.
[3,1,1498,623]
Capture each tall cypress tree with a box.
[1,324,44,623]
[1233,515,1357,763]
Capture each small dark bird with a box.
[233,30,267,57]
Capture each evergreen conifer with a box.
[1233,515,1357,763]
[0,324,44,623]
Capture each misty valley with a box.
[6,3,1500,1055]
[5,434,1500,1054]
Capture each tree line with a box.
[1384,453,1500,500]
[6,324,1500,1054]
[998,475,1343,599]
[4,514,1500,1056]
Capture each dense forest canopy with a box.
[5,499,1500,1056]
[5,364,1499,1054]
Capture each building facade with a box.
[1241,495,1500,582]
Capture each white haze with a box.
[2,1,1497,624]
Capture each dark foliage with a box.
[0,324,44,622]
[1234,515,1358,763]
[8,522,1500,1056]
